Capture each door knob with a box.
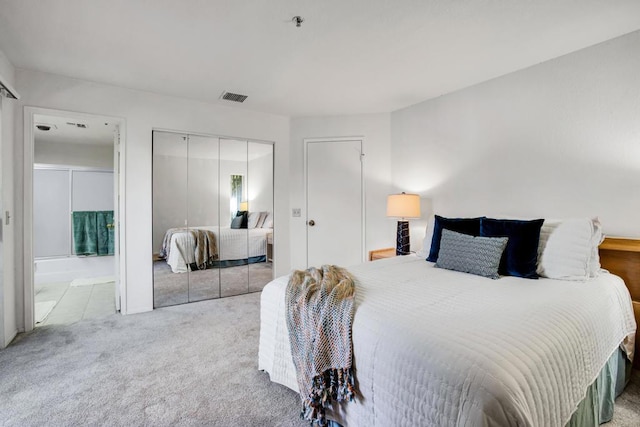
[308,220,315,226]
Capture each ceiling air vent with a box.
[66,122,87,128]
[220,91,248,103]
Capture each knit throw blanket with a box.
[285,265,357,426]
[190,229,217,270]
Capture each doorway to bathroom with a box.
[31,112,119,327]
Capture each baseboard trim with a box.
[1,328,18,349]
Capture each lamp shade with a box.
[386,193,420,219]
[239,201,248,211]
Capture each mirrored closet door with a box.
[152,131,190,306]
[186,135,220,303]
[152,131,274,308]
[248,141,274,292]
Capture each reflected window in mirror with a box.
[230,174,245,219]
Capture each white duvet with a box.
[259,256,636,426]
[167,227,271,273]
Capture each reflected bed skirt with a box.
[207,255,266,269]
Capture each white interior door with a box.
[306,139,363,267]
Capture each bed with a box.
[258,218,637,426]
[162,226,272,273]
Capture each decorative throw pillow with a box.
[255,211,268,228]
[230,215,243,229]
[262,212,274,228]
[537,217,603,280]
[427,215,484,262]
[589,217,604,277]
[415,217,435,259]
[435,229,508,279]
[247,212,260,229]
[480,218,544,279]
[235,210,248,229]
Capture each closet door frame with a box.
[152,128,275,305]
[247,140,275,293]
[151,131,190,307]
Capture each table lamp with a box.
[387,192,421,255]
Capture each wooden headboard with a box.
[599,237,640,369]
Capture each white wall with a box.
[391,30,640,252]
[0,48,16,347]
[14,69,290,325]
[35,140,114,169]
[151,153,224,253]
[151,154,255,253]
[289,113,393,270]
[248,151,274,215]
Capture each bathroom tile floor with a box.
[35,281,116,326]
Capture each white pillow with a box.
[415,217,435,259]
[262,212,274,228]
[255,211,267,228]
[537,217,603,280]
[247,212,260,229]
[589,217,604,277]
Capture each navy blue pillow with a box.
[480,218,544,279]
[427,215,484,262]
[235,210,248,229]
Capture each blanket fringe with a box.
[300,368,356,426]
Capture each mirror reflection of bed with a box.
[152,131,274,308]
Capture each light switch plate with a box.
[292,208,301,217]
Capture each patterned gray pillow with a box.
[230,215,243,229]
[435,229,508,279]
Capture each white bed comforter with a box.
[259,256,636,427]
[167,227,270,273]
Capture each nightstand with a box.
[369,247,396,261]
[599,237,640,369]
[267,233,273,262]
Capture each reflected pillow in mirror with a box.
[262,212,274,228]
[235,210,248,228]
[230,215,243,229]
[256,211,268,228]
[247,212,260,228]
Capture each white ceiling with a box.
[34,114,116,146]
[2,1,640,117]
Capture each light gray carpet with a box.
[1,293,304,427]
[1,292,638,426]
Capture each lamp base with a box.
[396,220,410,256]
